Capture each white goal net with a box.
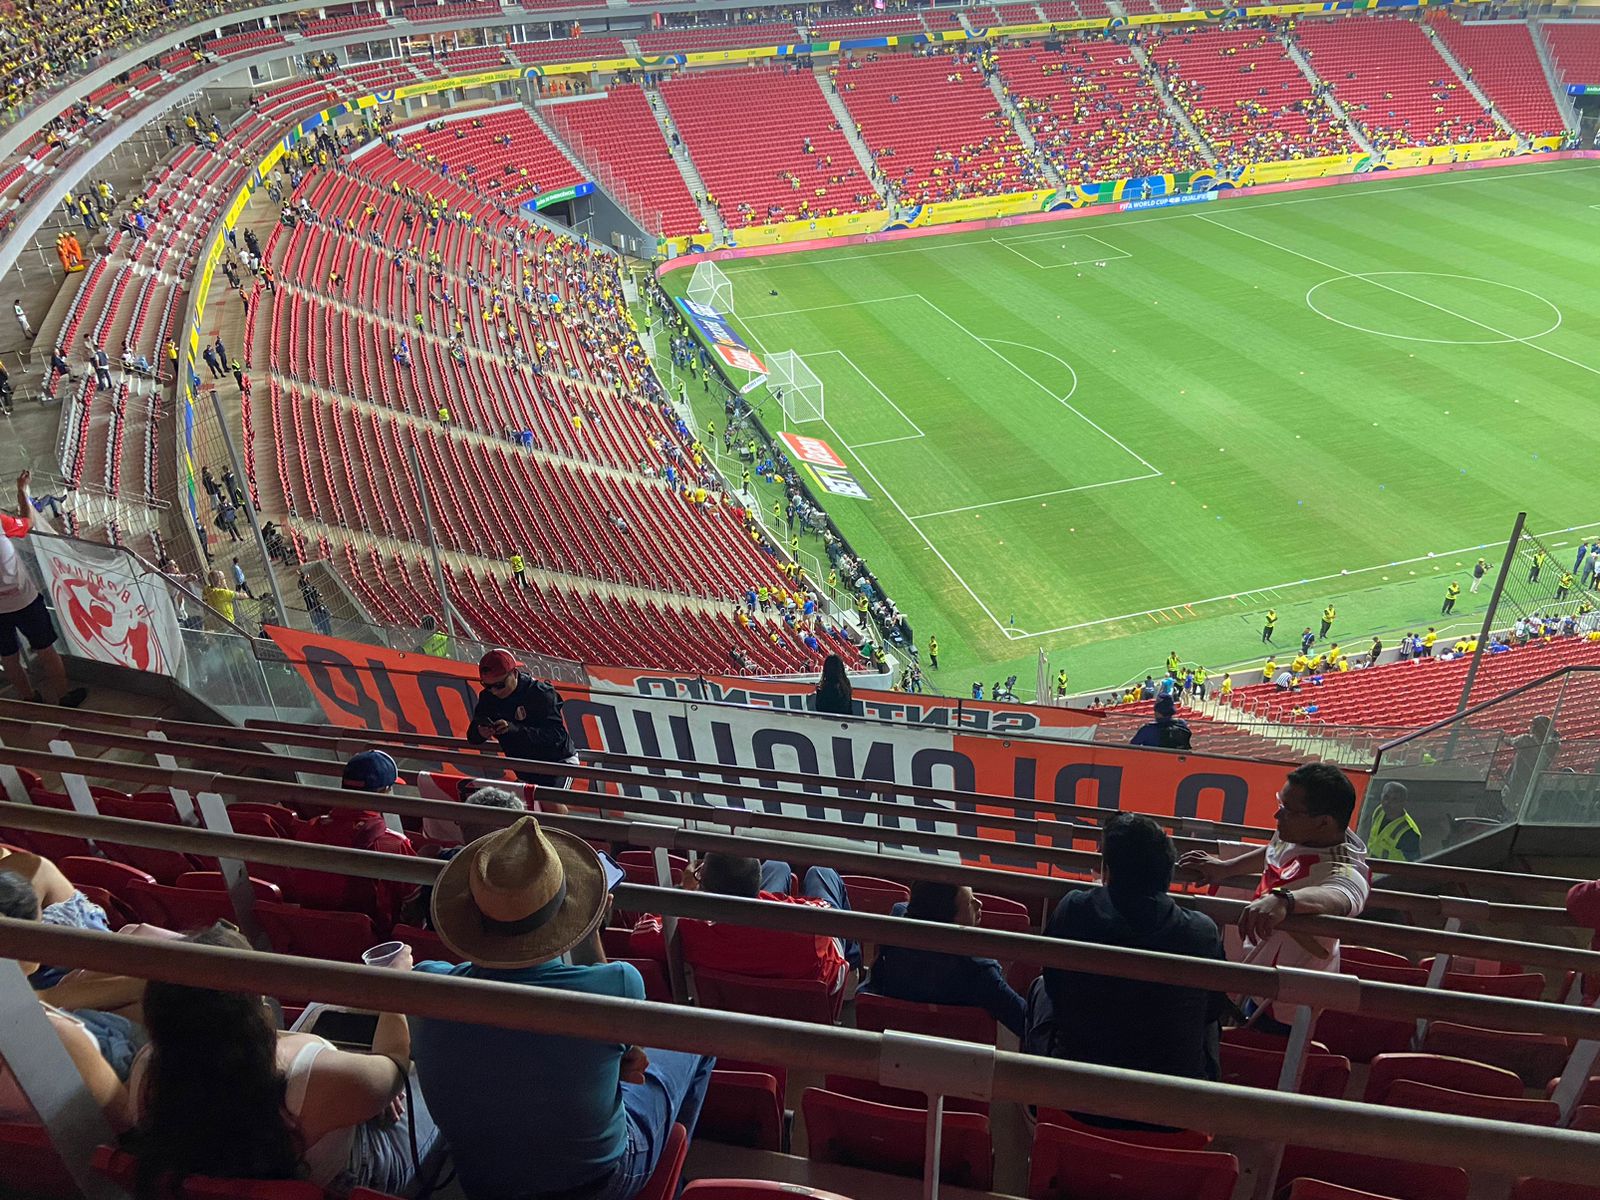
[686,261,733,313]
[769,350,824,427]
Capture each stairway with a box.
[1128,39,1220,167]
[1422,19,1518,138]
[527,102,597,185]
[645,82,727,240]
[986,72,1068,193]
[1282,30,1376,155]
[813,62,893,208]
[1528,18,1581,134]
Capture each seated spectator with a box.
[1180,763,1367,1032]
[0,871,137,1125]
[413,817,712,1200]
[862,881,1025,1037]
[124,923,435,1195]
[631,853,858,990]
[291,750,417,931]
[1025,814,1225,1130]
[0,843,110,985]
[1129,694,1192,749]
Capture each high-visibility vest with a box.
[422,630,451,658]
[1368,806,1420,861]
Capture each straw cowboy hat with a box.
[432,816,617,969]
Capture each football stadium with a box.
[6,1,1600,1199]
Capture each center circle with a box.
[1304,272,1562,345]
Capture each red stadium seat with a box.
[0,1121,76,1200]
[1420,1022,1571,1087]
[1276,1146,1469,1200]
[1511,1180,1600,1200]
[1380,1080,1561,1125]
[699,1070,785,1151]
[1035,1109,1212,1150]
[854,993,997,1044]
[823,1074,988,1116]
[1285,1181,1409,1200]
[841,875,910,915]
[1219,1042,1351,1098]
[1027,1119,1238,1200]
[976,892,1033,932]
[173,872,284,902]
[1363,1053,1524,1103]
[93,1145,325,1199]
[1313,1009,1414,1064]
[254,901,376,962]
[693,966,842,1024]
[1341,947,1413,970]
[684,1184,858,1200]
[126,879,243,930]
[802,1088,992,1189]
[59,855,156,898]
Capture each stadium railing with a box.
[2,736,1598,1017]
[0,699,1584,919]
[5,915,1600,1200]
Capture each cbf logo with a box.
[49,566,169,673]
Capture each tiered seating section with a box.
[1150,27,1355,167]
[258,141,856,675]
[1295,16,1496,149]
[661,68,877,225]
[636,24,803,55]
[4,740,1597,1200]
[1543,20,1600,87]
[996,38,1197,186]
[831,50,1044,204]
[544,87,703,236]
[1427,13,1566,137]
[1222,634,1600,735]
[386,108,585,208]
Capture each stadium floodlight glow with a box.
[769,350,824,428]
[686,261,734,314]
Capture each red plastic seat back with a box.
[255,902,376,962]
[0,1120,77,1200]
[693,966,841,1024]
[1028,1119,1238,1200]
[840,875,910,915]
[1420,1021,1571,1087]
[173,872,284,902]
[1034,1109,1211,1150]
[823,1073,988,1115]
[1382,1079,1561,1125]
[95,795,183,825]
[683,1183,857,1200]
[1276,1145,1469,1200]
[698,1071,783,1151]
[855,992,996,1044]
[1220,1042,1351,1098]
[59,855,156,898]
[126,880,241,932]
[975,892,1032,932]
[1364,1053,1524,1104]
[92,1145,324,1199]
[802,1087,992,1190]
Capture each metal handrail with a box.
[2,920,1598,1184]
[0,716,1583,931]
[5,764,1600,994]
[6,698,1587,896]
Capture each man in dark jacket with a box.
[467,649,579,793]
[1129,694,1192,750]
[1025,813,1225,1130]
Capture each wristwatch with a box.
[1269,887,1297,915]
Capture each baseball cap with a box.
[479,648,522,683]
[342,749,399,792]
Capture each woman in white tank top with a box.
[124,924,438,1196]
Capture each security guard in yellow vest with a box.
[1367,781,1421,862]
[418,614,451,658]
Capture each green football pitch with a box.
[661,160,1600,698]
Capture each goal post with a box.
[768,350,824,428]
[686,261,733,314]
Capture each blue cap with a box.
[342,749,398,792]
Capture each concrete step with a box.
[1422,19,1517,138]
[1529,18,1581,133]
[1283,31,1376,155]
[647,82,727,239]
[986,72,1067,194]
[813,62,892,209]
[1128,39,1220,167]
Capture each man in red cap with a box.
[467,649,579,802]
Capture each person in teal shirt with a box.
[411,818,712,1200]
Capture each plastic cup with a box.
[362,940,406,967]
